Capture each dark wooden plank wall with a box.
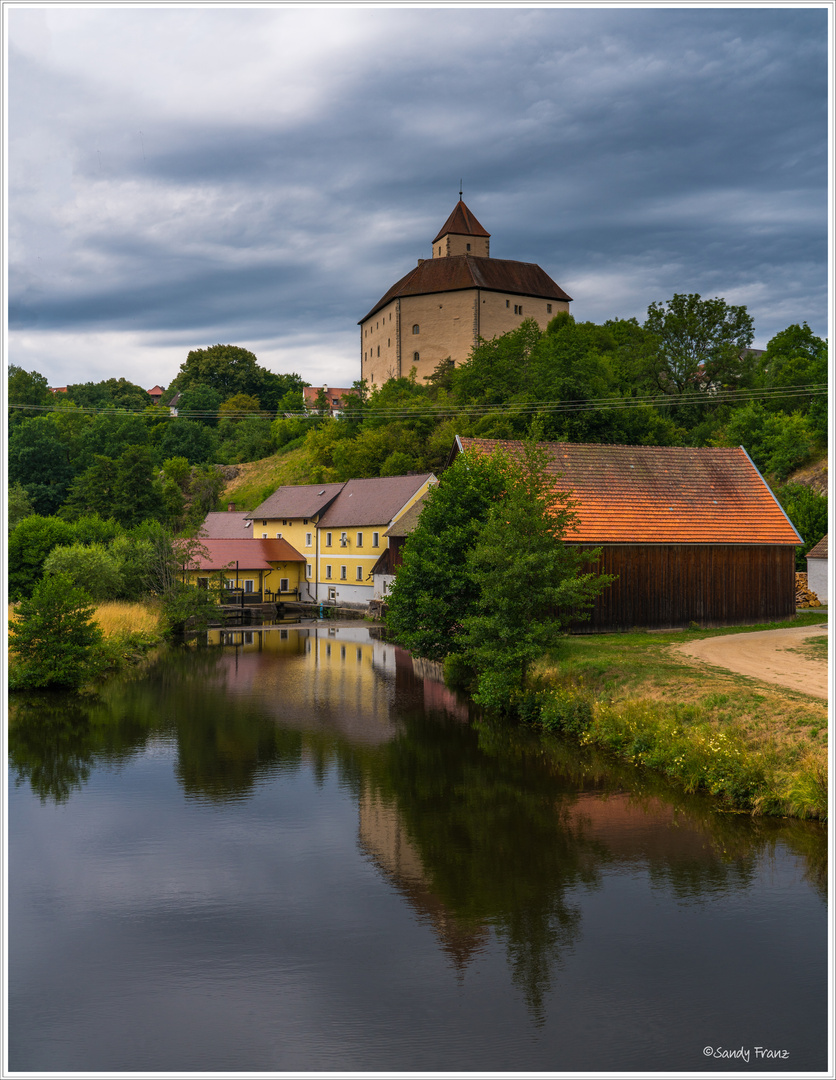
[568,544,797,632]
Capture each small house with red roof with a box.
[805,534,828,606]
[451,437,802,631]
[180,537,307,603]
[303,385,356,416]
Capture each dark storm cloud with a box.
[6,6,828,387]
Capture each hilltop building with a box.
[359,199,572,385]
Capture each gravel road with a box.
[674,623,829,699]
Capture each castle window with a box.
[413,352,420,363]
[412,324,420,334]
[547,304,552,314]
[506,300,510,308]
[466,243,471,251]
[438,246,441,256]
[388,338,390,347]
[377,346,380,356]
[514,304,523,315]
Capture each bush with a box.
[9,573,104,690]
[539,689,594,735]
[43,542,124,600]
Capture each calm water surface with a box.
[7,623,828,1072]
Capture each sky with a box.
[5,5,830,394]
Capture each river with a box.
[7,623,828,1072]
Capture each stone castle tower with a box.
[359,199,572,385]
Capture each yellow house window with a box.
[340,566,347,580]
[356,532,363,547]
[326,532,332,546]
[326,566,332,579]
[356,567,363,581]
[306,564,312,578]
[372,532,379,547]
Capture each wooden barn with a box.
[451,437,803,632]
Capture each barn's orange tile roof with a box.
[455,438,802,545]
[432,199,491,242]
[182,538,306,571]
[360,256,572,323]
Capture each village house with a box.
[450,437,802,631]
[371,492,428,601]
[805,534,828,605]
[181,537,307,603]
[359,198,572,385]
[244,473,436,606]
[302,385,357,416]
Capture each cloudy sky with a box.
[6,5,829,393]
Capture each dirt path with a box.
[674,623,829,699]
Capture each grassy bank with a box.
[8,600,164,689]
[526,614,828,820]
[221,445,311,511]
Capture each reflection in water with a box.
[8,624,828,1068]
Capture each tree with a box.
[9,573,104,690]
[644,293,755,399]
[719,403,817,481]
[175,383,223,425]
[43,542,124,600]
[773,484,828,570]
[757,323,828,438]
[8,484,34,533]
[143,525,220,636]
[167,344,303,413]
[385,449,511,660]
[8,416,76,515]
[157,418,218,465]
[64,377,153,412]
[7,365,53,428]
[9,515,76,600]
[459,441,613,713]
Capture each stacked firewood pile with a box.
[795,572,821,608]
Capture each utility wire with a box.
[7,383,827,420]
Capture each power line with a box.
[7,383,827,421]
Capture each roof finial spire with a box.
[459,179,463,201]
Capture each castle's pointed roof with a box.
[432,200,490,243]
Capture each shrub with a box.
[9,573,104,690]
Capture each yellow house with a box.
[359,198,572,385]
[182,537,307,603]
[248,473,436,606]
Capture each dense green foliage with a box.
[9,573,104,689]
[387,443,613,713]
[773,484,829,571]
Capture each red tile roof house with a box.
[805,534,828,606]
[450,438,802,632]
[302,385,357,416]
[180,537,307,604]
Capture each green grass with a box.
[220,445,312,511]
[529,614,829,819]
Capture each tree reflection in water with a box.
[8,626,827,1024]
